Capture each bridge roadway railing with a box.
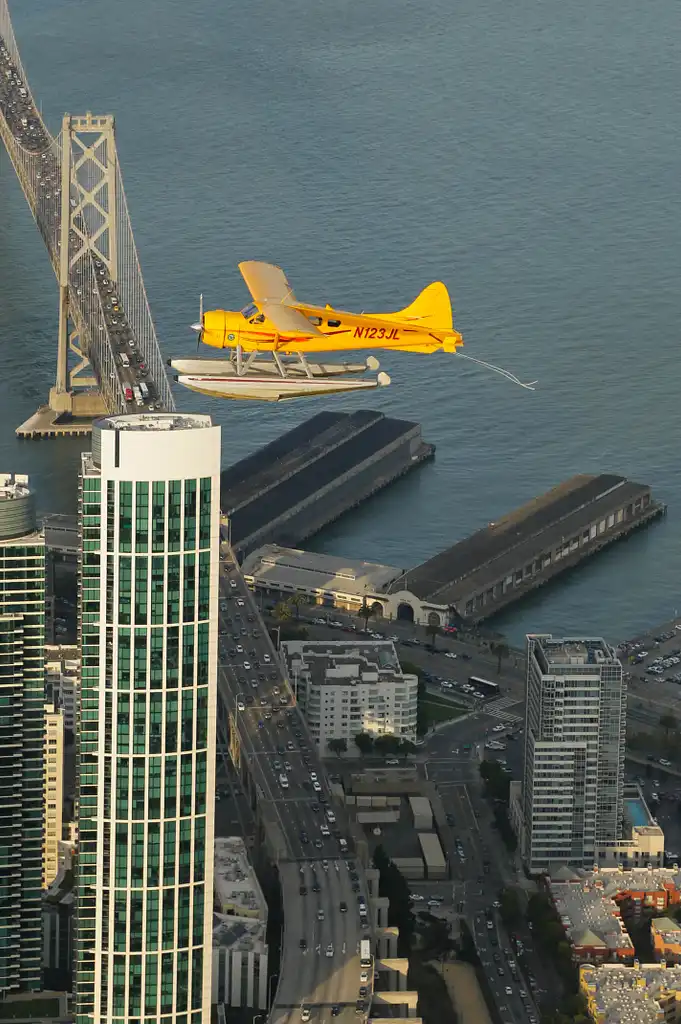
[0,0,174,413]
[217,539,371,1023]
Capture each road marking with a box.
[483,696,523,723]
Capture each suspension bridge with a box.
[0,0,175,437]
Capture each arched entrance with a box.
[427,612,441,627]
[396,602,414,623]
[371,601,384,617]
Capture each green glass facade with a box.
[0,523,46,994]
[75,444,216,1024]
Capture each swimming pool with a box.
[625,798,651,828]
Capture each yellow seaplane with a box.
[169,261,464,402]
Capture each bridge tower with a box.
[49,114,117,420]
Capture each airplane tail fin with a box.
[393,281,453,331]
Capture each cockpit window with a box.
[241,303,259,320]
[308,316,323,326]
[327,319,341,328]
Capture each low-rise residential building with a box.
[281,640,418,755]
[651,917,681,964]
[212,837,269,1010]
[43,704,64,888]
[549,867,681,963]
[580,962,681,1023]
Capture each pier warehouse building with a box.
[220,409,434,560]
[242,474,663,627]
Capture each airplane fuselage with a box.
[200,308,462,355]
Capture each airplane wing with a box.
[259,302,324,337]
[239,261,324,337]
[239,261,297,305]
[290,300,424,335]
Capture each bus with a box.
[468,675,500,698]
[132,385,144,407]
[139,380,149,401]
[359,939,372,968]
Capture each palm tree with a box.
[358,599,375,633]
[288,594,305,620]
[273,600,292,623]
[426,622,441,652]
[491,641,509,675]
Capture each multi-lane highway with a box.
[217,542,373,1024]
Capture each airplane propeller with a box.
[191,293,203,350]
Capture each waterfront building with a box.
[74,413,221,1024]
[0,473,46,994]
[43,703,64,888]
[241,544,448,626]
[521,635,627,875]
[281,640,418,755]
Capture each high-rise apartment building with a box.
[522,634,626,875]
[74,413,221,1024]
[282,640,418,755]
[0,473,46,994]
[43,703,64,888]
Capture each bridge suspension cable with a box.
[0,0,175,435]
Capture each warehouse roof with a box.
[241,544,403,598]
[391,474,652,604]
[220,410,426,551]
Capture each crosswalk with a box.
[483,695,523,724]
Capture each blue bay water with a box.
[1,0,681,644]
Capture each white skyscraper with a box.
[522,634,627,875]
[74,413,221,1024]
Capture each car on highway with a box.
[321,824,330,836]
[317,908,324,920]
[313,781,322,792]
[325,943,334,958]
[300,1008,311,1022]
[444,651,457,659]
[331,1007,340,1017]
[505,986,513,996]
[237,701,245,711]
[427,899,442,907]
[340,901,348,913]
[386,758,400,765]
[410,893,424,901]
[299,885,307,896]
[299,938,307,950]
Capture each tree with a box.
[358,598,375,632]
[354,732,374,755]
[499,887,522,927]
[425,622,441,652]
[660,712,677,737]
[374,734,401,755]
[491,641,510,675]
[398,739,416,757]
[273,600,292,623]
[327,737,347,756]
[287,594,306,620]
